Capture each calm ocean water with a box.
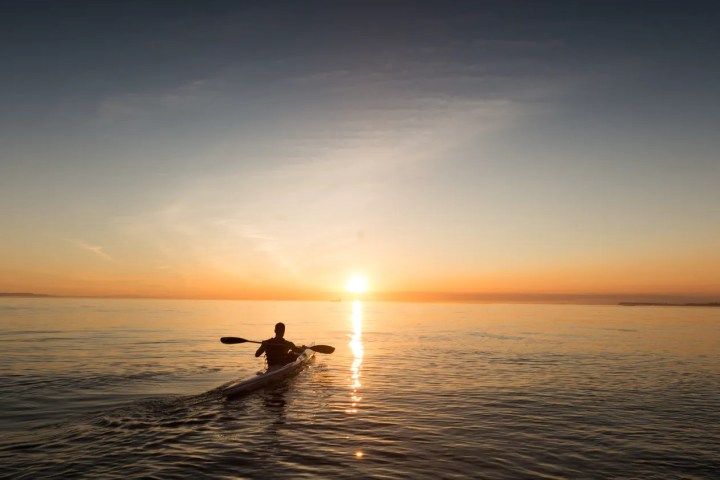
[1,298,719,479]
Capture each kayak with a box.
[222,342,315,397]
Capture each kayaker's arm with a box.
[290,342,307,354]
[255,341,266,357]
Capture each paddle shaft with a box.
[220,337,335,354]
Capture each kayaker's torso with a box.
[261,337,298,366]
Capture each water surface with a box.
[1,298,719,478]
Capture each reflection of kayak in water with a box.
[222,343,315,398]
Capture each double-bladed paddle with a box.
[220,337,335,354]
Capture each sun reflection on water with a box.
[346,300,363,416]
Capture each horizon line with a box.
[2,291,718,305]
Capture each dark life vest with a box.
[263,338,296,366]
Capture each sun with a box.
[345,274,369,294]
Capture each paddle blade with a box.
[309,344,335,354]
[220,337,248,344]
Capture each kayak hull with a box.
[222,343,315,397]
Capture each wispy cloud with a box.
[69,240,115,262]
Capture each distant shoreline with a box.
[619,302,720,307]
[0,293,54,298]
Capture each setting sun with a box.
[345,275,369,294]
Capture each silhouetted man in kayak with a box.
[255,322,306,367]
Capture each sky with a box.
[1,1,719,302]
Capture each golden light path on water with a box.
[348,299,364,458]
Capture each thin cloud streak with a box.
[68,240,115,262]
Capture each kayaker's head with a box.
[274,322,286,338]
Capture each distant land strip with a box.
[0,293,53,298]
[619,302,720,307]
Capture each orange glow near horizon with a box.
[1,249,718,303]
[2,268,719,303]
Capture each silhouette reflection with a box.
[262,386,287,424]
